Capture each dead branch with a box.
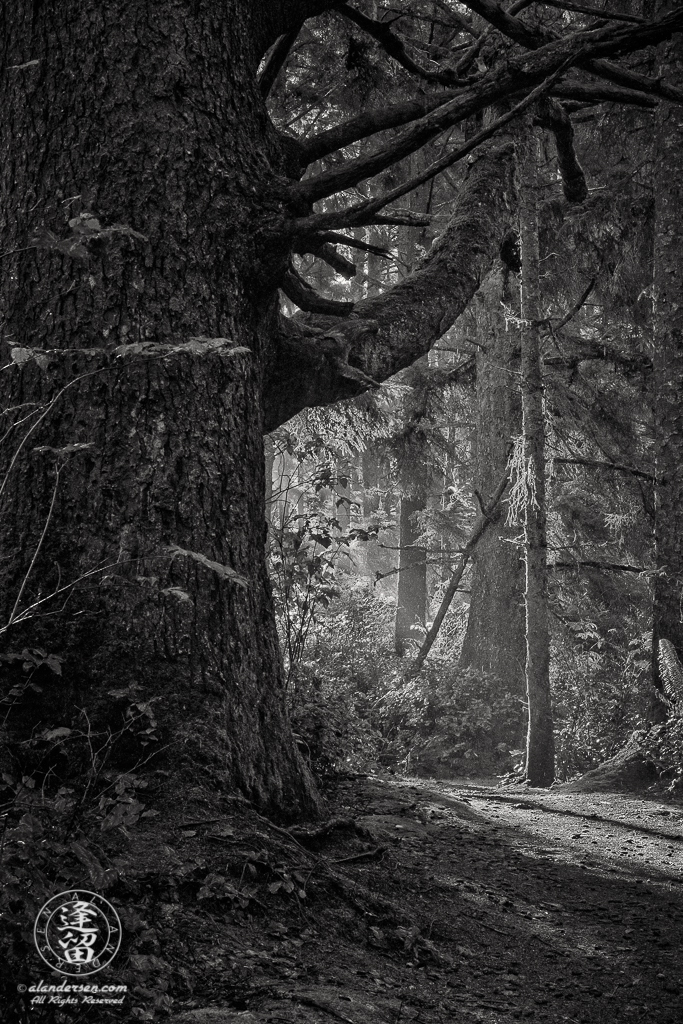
[410,469,510,673]
[535,97,587,203]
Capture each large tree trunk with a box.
[0,0,319,816]
[519,126,555,787]
[459,268,526,699]
[651,8,683,721]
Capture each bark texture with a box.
[459,269,526,701]
[394,496,427,657]
[0,0,318,816]
[519,127,555,788]
[651,10,683,721]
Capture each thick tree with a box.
[651,8,683,716]
[1,0,682,819]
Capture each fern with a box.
[658,639,683,708]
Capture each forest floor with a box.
[164,772,683,1024]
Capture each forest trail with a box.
[167,773,683,1024]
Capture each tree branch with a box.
[294,14,682,205]
[459,1,683,104]
[552,457,653,481]
[294,239,356,278]
[551,560,647,573]
[292,68,567,235]
[253,0,339,55]
[551,81,656,108]
[299,91,459,165]
[535,97,587,203]
[333,3,474,87]
[410,470,510,672]
[315,232,392,258]
[281,265,354,316]
[259,23,304,98]
[540,0,645,25]
[266,140,515,428]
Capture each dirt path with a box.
[166,774,683,1024]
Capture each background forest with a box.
[262,0,683,792]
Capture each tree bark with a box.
[651,8,683,722]
[395,496,427,656]
[459,269,526,698]
[0,0,319,817]
[519,125,555,787]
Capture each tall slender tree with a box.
[519,123,555,786]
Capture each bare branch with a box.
[551,560,647,573]
[546,274,596,330]
[267,140,516,427]
[281,264,354,316]
[552,457,653,481]
[459,0,540,48]
[460,0,683,103]
[535,97,587,203]
[539,0,645,25]
[551,80,656,108]
[316,232,392,258]
[294,14,682,205]
[292,68,569,233]
[410,470,510,672]
[334,3,474,87]
[259,23,304,98]
[299,90,459,164]
[295,239,356,278]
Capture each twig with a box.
[332,846,386,865]
[8,465,61,626]
[295,996,356,1024]
[410,469,509,672]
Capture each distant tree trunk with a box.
[265,434,275,533]
[395,494,427,655]
[651,9,683,722]
[460,268,526,699]
[519,126,555,787]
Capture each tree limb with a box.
[535,97,587,203]
[259,23,304,98]
[281,265,354,316]
[294,71,565,233]
[459,1,683,104]
[410,470,510,673]
[294,14,682,205]
[551,81,656,108]
[552,457,654,481]
[266,140,515,428]
[299,91,459,165]
[551,560,647,573]
[539,0,645,24]
[253,0,339,55]
[333,3,474,87]
[315,232,392,258]
[294,239,356,278]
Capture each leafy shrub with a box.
[551,629,652,780]
[376,664,525,775]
